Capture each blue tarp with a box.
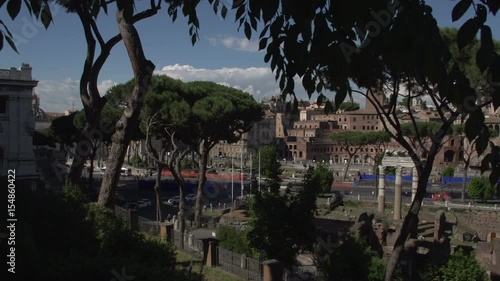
[360,175,414,181]
[360,175,474,183]
[442,176,471,184]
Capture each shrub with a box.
[440,249,488,281]
[442,166,455,177]
[130,154,142,167]
[18,187,177,281]
[217,225,253,255]
[468,177,498,200]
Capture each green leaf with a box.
[250,15,257,31]
[262,0,278,23]
[486,0,500,15]
[221,5,228,19]
[244,21,251,40]
[258,37,268,51]
[334,87,347,110]
[101,0,108,15]
[259,24,270,38]
[465,109,485,141]
[30,0,41,17]
[452,0,472,22]
[489,165,500,186]
[5,34,17,53]
[324,101,334,114]
[191,34,197,46]
[213,0,219,14]
[476,4,487,24]
[476,125,490,155]
[172,9,178,22]
[22,0,32,16]
[457,18,479,50]
[481,154,491,174]
[264,52,271,63]
[235,4,245,22]
[476,26,494,73]
[40,3,52,29]
[7,0,21,20]
[316,94,324,106]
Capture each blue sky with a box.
[1,0,499,112]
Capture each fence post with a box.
[262,259,283,281]
[357,194,360,201]
[129,209,139,231]
[202,238,219,266]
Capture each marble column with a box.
[394,166,402,220]
[411,167,418,202]
[378,165,386,213]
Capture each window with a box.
[353,126,356,129]
[353,117,356,122]
[0,96,7,114]
[362,126,365,130]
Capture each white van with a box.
[120,167,130,177]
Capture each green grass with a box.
[175,250,244,281]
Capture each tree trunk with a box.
[98,7,155,208]
[154,162,163,222]
[461,162,469,203]
[194,147,209,229]
[343,156,353,182]
[88,148,96,190]
[384,163,432,281]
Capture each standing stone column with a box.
[394,166,403,220]
[378,165,386,213]
[411,167,418,202]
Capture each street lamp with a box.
[231,155,234,202]
[240,149,244,197]
[258,149,261,193]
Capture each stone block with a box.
[487,232,497,243]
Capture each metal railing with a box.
[138,216,160,235]
[172,230,204,257]
[216,246,263,281]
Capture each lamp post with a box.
[258,149,261,193]
[231,155,234,202]
[240,149,244,197]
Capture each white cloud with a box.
[35,64,369,113]
[155,64,292,99]
[35,79,117,113]
[207,35,259,52]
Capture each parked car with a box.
[166,196,180,205]
[185,194,197,202]
[137,199,151,208]
[127,202,138,210]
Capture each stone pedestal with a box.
[202,238,219,267]
[160,223,174,243]
[394,166,402,220]
[487,232,496,243]
[378,165,386,213]
[241,254,247,269]
[434,211,446,242]
[412,167,418,202]
[263,259,283,281]
[129,209,138,231]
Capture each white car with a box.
[166,196,180,205]
[185,194,197,202]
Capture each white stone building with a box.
[0,64,38,188]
